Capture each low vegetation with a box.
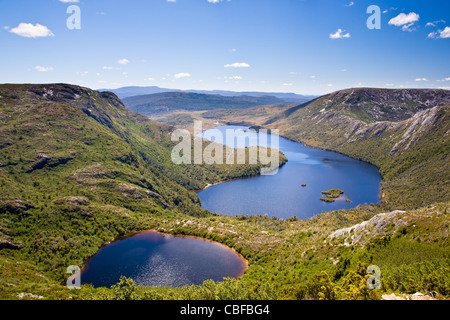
[0,84,449,301]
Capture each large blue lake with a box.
[197,126,381,219]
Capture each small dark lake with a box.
[80,230,247,288]
[197,126,382,219]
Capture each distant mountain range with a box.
[99,86,317,103]
[120,91,298,116]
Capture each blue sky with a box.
[0,0,449,95]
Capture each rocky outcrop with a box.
[54,196,90,206]
[328,204,449,247]
[0,226,24,250]
[382,292,437,300]
[72,164,107,184]
[26,151,76,173]
[116,183,171,209]
[53,196,92,214]
[307,101,447,157]
[0,239,24,250]
[328,210,407,247]
[0,198,36,214]
[17,293,44,299]
[324,88,450,122]
[389,105,444,155]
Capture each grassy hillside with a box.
[0,84,448,301]
[0,84,284,285]
[2,199,448,300]
[272,89,450,209]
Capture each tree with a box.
[111,276,136,300]
[306,271,336,300]
[334,257,350,281]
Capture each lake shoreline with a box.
[225,122,383,174]
[196,125,382,219]
[191,176,256,193]
[191,159,289,193]
[80,228,249,286]
[223,122,383,202]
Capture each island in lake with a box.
[320,189,344,203]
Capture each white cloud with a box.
[35,66,54,72]
[388,12,419,31]
[224,62,250,68]
[117,58,130,65]
[401,24,416,32]
[102,66,113,70]
[10,23,54,38]
[383,7,398,14]
[428,26,450,39]
[426,20,445,27]
[437,77,450,82]
[224,76,243,80]
[388,12,420,26]
[174,72,191,79]
[440,26,450,38]
[59,0,79,2]
[345,1,354,7]
[329,28,351,39]
[310,75,316,79]
[415,78,428,82]
[282,83,293,86]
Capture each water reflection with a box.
[197,126,381,219]
[81,230,247,288]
